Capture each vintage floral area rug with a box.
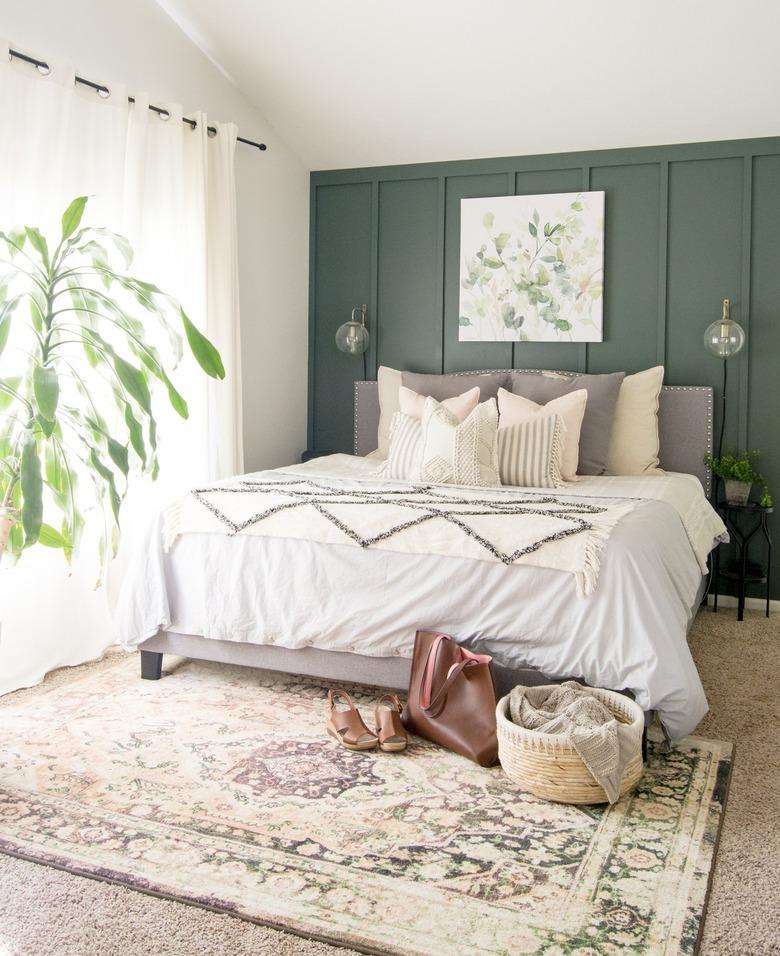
[0,653,731,956]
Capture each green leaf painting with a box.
[458,191,605,343]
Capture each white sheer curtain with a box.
[0,46,243,694]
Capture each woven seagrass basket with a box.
[496,686,644,805]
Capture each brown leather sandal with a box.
[375,694,408,752]
[327,689,379,751]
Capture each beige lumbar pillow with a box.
[418,397,501,487]
[497,387,586,482]
[399,384,479,421]
[377,366,403,458]
[606,366,665,475]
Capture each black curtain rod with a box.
[8,47,267,152]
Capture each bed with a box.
[117,377,725,743]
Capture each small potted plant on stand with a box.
[704,451,772,507]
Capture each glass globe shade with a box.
[703,318,745,358]
[335,320,369,354]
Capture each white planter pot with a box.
[724,479,752,506]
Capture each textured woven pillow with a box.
[498,413,566,488]
[498,387,586,482]
[418,397,500,487]
[383,413,423,479]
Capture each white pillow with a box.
[498,414,566,488]
[606,366,665,475]
[418,397,500,487]
[497,387,586,481]
[377,366,403,458]
[399,384,479,421]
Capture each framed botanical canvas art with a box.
[458,191,605,342]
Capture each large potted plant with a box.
[0,196,224,566]
[704,450,772,507]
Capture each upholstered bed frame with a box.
[139,375,713,708]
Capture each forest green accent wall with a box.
[309,137,780,596]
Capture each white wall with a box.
[0,0,309,694]
[0,0,310,471]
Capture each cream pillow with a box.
[377,366,403,458]
[497,387,586,481]
[606,366,665,475]
[418,397,500,487]
[399,384,480,421]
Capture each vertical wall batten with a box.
[436,176,447,373]
[656,161,669,367]
[738,155,753,451]
[580,165,591,372]
[368,179,380,380]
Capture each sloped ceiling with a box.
[157,0,780,170]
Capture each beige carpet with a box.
[0,608,777,956]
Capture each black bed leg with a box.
[140,650,163,680]
[642,725,648,764]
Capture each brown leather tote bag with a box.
[402,630,498,767]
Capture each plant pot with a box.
[724,479,752,506]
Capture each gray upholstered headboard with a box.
[353,373,713,494]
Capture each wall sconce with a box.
[335,304,369,355]
[703,298,746,459]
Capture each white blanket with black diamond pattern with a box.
[163,455,638,596]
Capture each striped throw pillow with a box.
[383,412,422,479]
[498,413,566,488]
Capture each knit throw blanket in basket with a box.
[509,681,637,803]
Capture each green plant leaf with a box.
[88,449,121,521]
[61,196,88,240]
[25,227,50,271]
[123,403,146,465]
[0,310,10,357]
[33,365,59,423]
[38,523,68,549]
[107,437,129,477]
[0,376,21,412]
[20,431,43,547]
[113,355,152,413]
[180,308,225,379]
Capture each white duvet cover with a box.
[116,456,726,742]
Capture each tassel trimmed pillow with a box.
[498,413,566,488]
[418,397,501,487]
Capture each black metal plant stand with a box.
[713,501,772,621]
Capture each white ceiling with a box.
[157,0,780,170]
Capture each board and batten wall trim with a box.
[309,136,780,596]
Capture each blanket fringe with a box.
[161,499,183,553]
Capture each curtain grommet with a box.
[208,127,217,138]
[36,61,51,76]
[96,85,110,99]
[158,109,170,122]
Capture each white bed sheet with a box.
[117,467,717,742]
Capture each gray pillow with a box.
[402,370,510,402]
[510,370,626,475]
